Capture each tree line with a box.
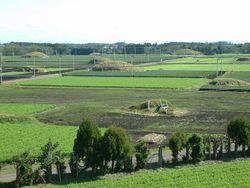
[1,41,250,56]
[12,116,249,187]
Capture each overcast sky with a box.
[0,0,250,43]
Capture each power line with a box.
[0,53,3,84]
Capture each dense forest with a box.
[0,41,249,56]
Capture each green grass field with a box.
[45,159,250,188]
[0,122,78,162]
[64,70,216,78]
[0,102,106,163]
[144,63,250,71]
[19,76,209,89]
[0,103,55,116]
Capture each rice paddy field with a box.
[44,159,250,188]
[19,76,209,89]
[64,70,217,78]
[144,63,250,71]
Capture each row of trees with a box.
[1,41,250,56]
[168,117,250,164]
[13,118,149,187]
[13,117,249,187]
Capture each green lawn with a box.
[20,76,209,89]
[0,103,55,116]
[45,159,250,188]
[145,64,250,71]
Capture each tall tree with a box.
[38,139,63,183]
[135,141,149,170]
[73,117,101,175]
[188,134,204,163]
[227,117,250,158]
[169,132,187,163]
[13,152,36,188]
[101,125,133,173]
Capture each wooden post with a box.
[158,145,163,167]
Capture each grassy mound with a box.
[90,56,140,71]
[174,49,203,55]
[22,51,48,58]
[210,78,250,86]
[129,99,175,114]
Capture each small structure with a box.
[138,133,166,167]
[138,133,166,146]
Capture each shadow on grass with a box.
[0,182,15,188]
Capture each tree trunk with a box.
[242,145,246,157]
[208,140,211,160]
[15,165,20,188]
[248,145,250,157]
[92,165,96,176]
[47,165,52,183]
[111,160,115,174]
[219,142,223,159]
[213,142,217,160]
[76,163,79,178]
[186,145,190,162]
[57,165,62,182]
[234,142,238,159]
[227,137,231,154]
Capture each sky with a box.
[0,0,250,44]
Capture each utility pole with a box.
[59,54,62,75]
[33,57,36,77]
[73,54,75,71]
[0,53,3,84]
[216,54,219,77]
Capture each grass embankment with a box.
[44,159,250,188]
[19,77,208,89]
